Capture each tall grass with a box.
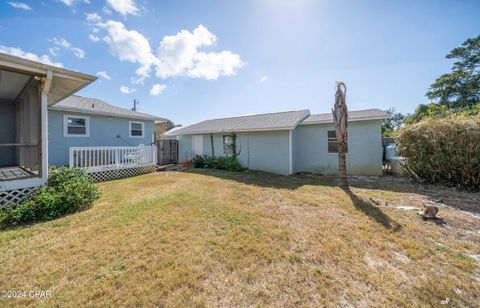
[397,116,480,190]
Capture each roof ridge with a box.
[205,109,310,122]
[309,108,383,116]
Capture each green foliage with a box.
[203,156,243,171]
[404,102,480,125]
[382,107,405,136]
[0,167,100,227]
[397,116,480,190]
[427,35,480,109]
[191,154,207,168]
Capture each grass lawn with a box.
[1,170,479,307]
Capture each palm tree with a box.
[332,82,349,188]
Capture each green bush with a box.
[397,116,480,190]
[191,154,207,168]
[0,167,100,227]
[203,156,243,171]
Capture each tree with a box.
[427,35,480,109]
[332,82,349,188]
[382,108,405,136]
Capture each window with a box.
[129,121,144,138]
[328,130,348,153]
[223,135,233,155]
[64,115,89,137]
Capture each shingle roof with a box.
[171,110,311,135]
[302,108,388,124]
[50,95,166,121]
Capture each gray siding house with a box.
[48,96,164,166]
[170,109,387,176]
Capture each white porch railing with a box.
[69,146,157,173]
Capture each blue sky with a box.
[1,0,479,125]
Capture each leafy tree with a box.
[404,103,450,125]
[382,108,405,136]
[427,35,480,109]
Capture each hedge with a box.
[397,116,480,190]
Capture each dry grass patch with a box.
[1,170,479,307]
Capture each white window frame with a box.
[64,114,90,137]
[327,130,348,154]
[129,121,145,138]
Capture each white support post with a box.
[40,70,52,183]
[289,129,293,175]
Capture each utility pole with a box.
[132,99,139,111]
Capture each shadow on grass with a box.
[341,186,402,231]
[184,169,402,231]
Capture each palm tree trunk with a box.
[338,141,348,187]
[332,81,349,188]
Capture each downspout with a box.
[40,70,53,183]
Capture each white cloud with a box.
[0,45,63,67]
[58,0,89,6]
[102,6,112,15]
[51,37,86,59]
[96,71,111,80]
[96,20,157,77]
[106,0,138,16]
[130,76,145,85]
[49,46,61,56]
[187,51,244,80]
[120,86,136,94]
[89,34,100,42]
[155,25,244,80]
[150,84,166,96]
[259,75,268,83]
[88,19,243,81]
[86,12,101,22]
[8,2,31,11]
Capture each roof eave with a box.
[169,126,297,136]
[300,115,388,125]
[0,52,96,82]
[48,106,158,121]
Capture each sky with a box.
[1,0,479,126]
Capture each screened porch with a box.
[0,69,42,182]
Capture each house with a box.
[48,95,166,166]
[0,52,96,203]
[169,109,388,176]
[0,52,165,206]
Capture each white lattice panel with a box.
[88,166,156,183]
[0,187,36,208]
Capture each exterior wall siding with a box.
[178,130,291,175]
[294,120,383,175]
[48,110,155,166]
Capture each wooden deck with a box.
[0,166,36,181]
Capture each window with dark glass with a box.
[328,130,348,153]
[67,117,87,135]
[130,122,144,137]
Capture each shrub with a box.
[203,156,243,171]
[397,116,480,190]
[0,167,100,227]
[191,154,207,168]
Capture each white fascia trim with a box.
[300,115,388,125]
[0,177,46,192]
[289,129,293,175]
[49,106,158,121]
[0,53,96,82]
[171,126,295,136]
[129,121,145,138]
[64,114,90,137]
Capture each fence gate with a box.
[156,140,178,165]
